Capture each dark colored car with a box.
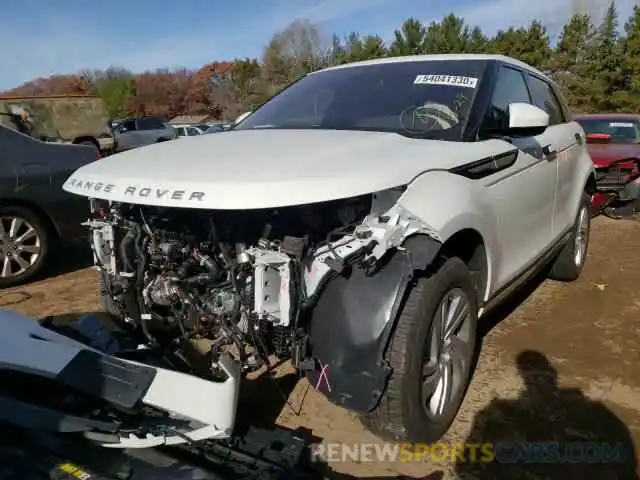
[574,114,640,217]
[0,125,97,287]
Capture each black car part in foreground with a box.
[0,311,322,480]
[0,421,317,480]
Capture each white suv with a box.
[63,54,594,447]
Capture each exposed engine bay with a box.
[86,188,428,377]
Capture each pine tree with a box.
[590,2,624,110]
[551,14,597,112]
[423,14,471,54]
[389,18,426,56]
[615,6,640,111]
[487,22,551,71]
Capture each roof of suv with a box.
[574,113,640,121]
[316,54,551,82]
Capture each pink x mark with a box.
[314,362,332,392]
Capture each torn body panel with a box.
[303,192,442,301]
[306,234,441,412]
[302,190,443,413]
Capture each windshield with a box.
[235,60,488,140]
[577,118,640,144]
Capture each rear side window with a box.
[138,117,165,130]
[526,75,565,125]
[119,119,136,132]
[482,67,531,131]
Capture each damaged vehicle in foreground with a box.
[61,54,596,445]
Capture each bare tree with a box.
[262,19,333,84]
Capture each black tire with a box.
[548,193,591,282]
[0,206,51,288]
[361,257,478,443]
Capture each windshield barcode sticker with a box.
[414,74,478,88]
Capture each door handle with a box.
[542,144,557,160]
[575,133,584,145]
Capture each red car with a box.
[574,114,640,218]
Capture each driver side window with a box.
[119,119,136,133]
[482,67,531,132]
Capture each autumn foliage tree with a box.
[3,1,639,118]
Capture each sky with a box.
[1,0,638,91]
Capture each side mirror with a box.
[586,133,611,144]
[234,111,252,125]
[507,103,550,135]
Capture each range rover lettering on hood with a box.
[66,178,205,202]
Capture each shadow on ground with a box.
[236,370,300,432]
[0,243,92,305]
[42,241,93,279]
[458,268,639,479]
[454,350,639,479]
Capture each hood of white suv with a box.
[63,129,503,210]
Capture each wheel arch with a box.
[397,170,497,301]
[436,228,489,305]
[305,227,490,413]
[0,198,60,241]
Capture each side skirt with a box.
[480,230,572,317]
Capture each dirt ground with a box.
[1,217,639,479]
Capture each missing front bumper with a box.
[0,309,242,449]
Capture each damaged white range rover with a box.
[63,54,595,444]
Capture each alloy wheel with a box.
[422,287,474,418]
[574,206,589,267]
[0,216,42,278]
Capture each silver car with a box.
[114,116,177,151]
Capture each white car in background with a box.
[173,124,208,138]
[62,54,595,446]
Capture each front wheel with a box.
[361,257,478,443]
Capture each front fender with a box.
[306,171,499,412]
[397,170,498,298]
